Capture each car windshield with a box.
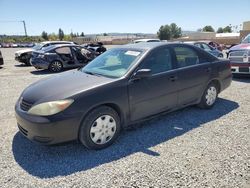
[32,43,44,50]
[241,34,250,44]
[81,48,143,78]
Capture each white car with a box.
[133,39,161,43]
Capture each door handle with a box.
[169,75,178,82]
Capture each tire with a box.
[198,82,218,109]
[79,106,121,150]
[49,61,63,72]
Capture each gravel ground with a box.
[0,48,249,188]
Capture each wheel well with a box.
[210,79,221,93]
[79,103,124,129]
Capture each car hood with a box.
[230,44,250,51]
[15,48,34,54]
[22,70,115,104]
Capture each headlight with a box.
[28,99,74,116]
[38,54,45,58]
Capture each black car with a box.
[30,44,97,72]
[0,50,4,66]
[15,43,232,149]
[15,41,75,65]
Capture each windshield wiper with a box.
[83,71,102,77]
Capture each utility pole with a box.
[22,20,27,36]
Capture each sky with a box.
[0,0,250,36]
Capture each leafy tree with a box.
[41,31,48,40]
[223,26,232,33]
[157,23,182,40]
[170,23,182,38]
[76,32,79,37]
[157,25,171,40]
[58,28,64,41]
[103,33,108,36]
[80,32,85,37]
[202,25,215,32]
[217,27,224,33]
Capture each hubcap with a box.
[205,86,217,106]
[51,61,62,72]
[90,115,116,145]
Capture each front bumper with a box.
[15,54,29,63]
[15,103,81,145]
[231,62,250,74]
[30,58,50,70]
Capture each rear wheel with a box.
[79,106,121,150]
[198,82,218,109]
[49,61,63,72]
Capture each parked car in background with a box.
[185,41,224,58]
[81,42,107,54]
[133,38,161,43]
[228,34,250,75]
[31,44,97,72]
[15,41,75,65]
[0,50,4,66]
[15,42,232,149]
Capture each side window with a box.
[55,47,71,54]
[174,47,199,68]
[201,43,212,50]
[142,48,172,74]
[194,43,202,48]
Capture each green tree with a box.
[157,23,182,40]
[41,31,48,40]
[103,33,108,36]
[223,26,232,33]
[157,25,171,40]
[202,25,215,32]
[80,32,85,37]
[217,27,224,33]
[58,28,64,41]
[170,23,182,38]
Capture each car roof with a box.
[118,42,196,51]
[41,41,73,45]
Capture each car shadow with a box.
[233,75,250,83]
[30,69,55,75]
[12,98,238,178]
[14,64,30,67]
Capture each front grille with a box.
[18,124,28,136]
[239,67,250,73]
[230,51,246,56]
[229,57,244,62]
[20,99,33,111]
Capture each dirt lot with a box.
[0,48,249,188]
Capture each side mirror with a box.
[132,69,152,80]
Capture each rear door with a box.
[128,46,179,121]
[172,45,212,106]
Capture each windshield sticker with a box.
[125,51,141,56]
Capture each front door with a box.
[128,47,179,121]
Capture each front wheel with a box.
[79,106,121,150]
[198,83,218,109]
